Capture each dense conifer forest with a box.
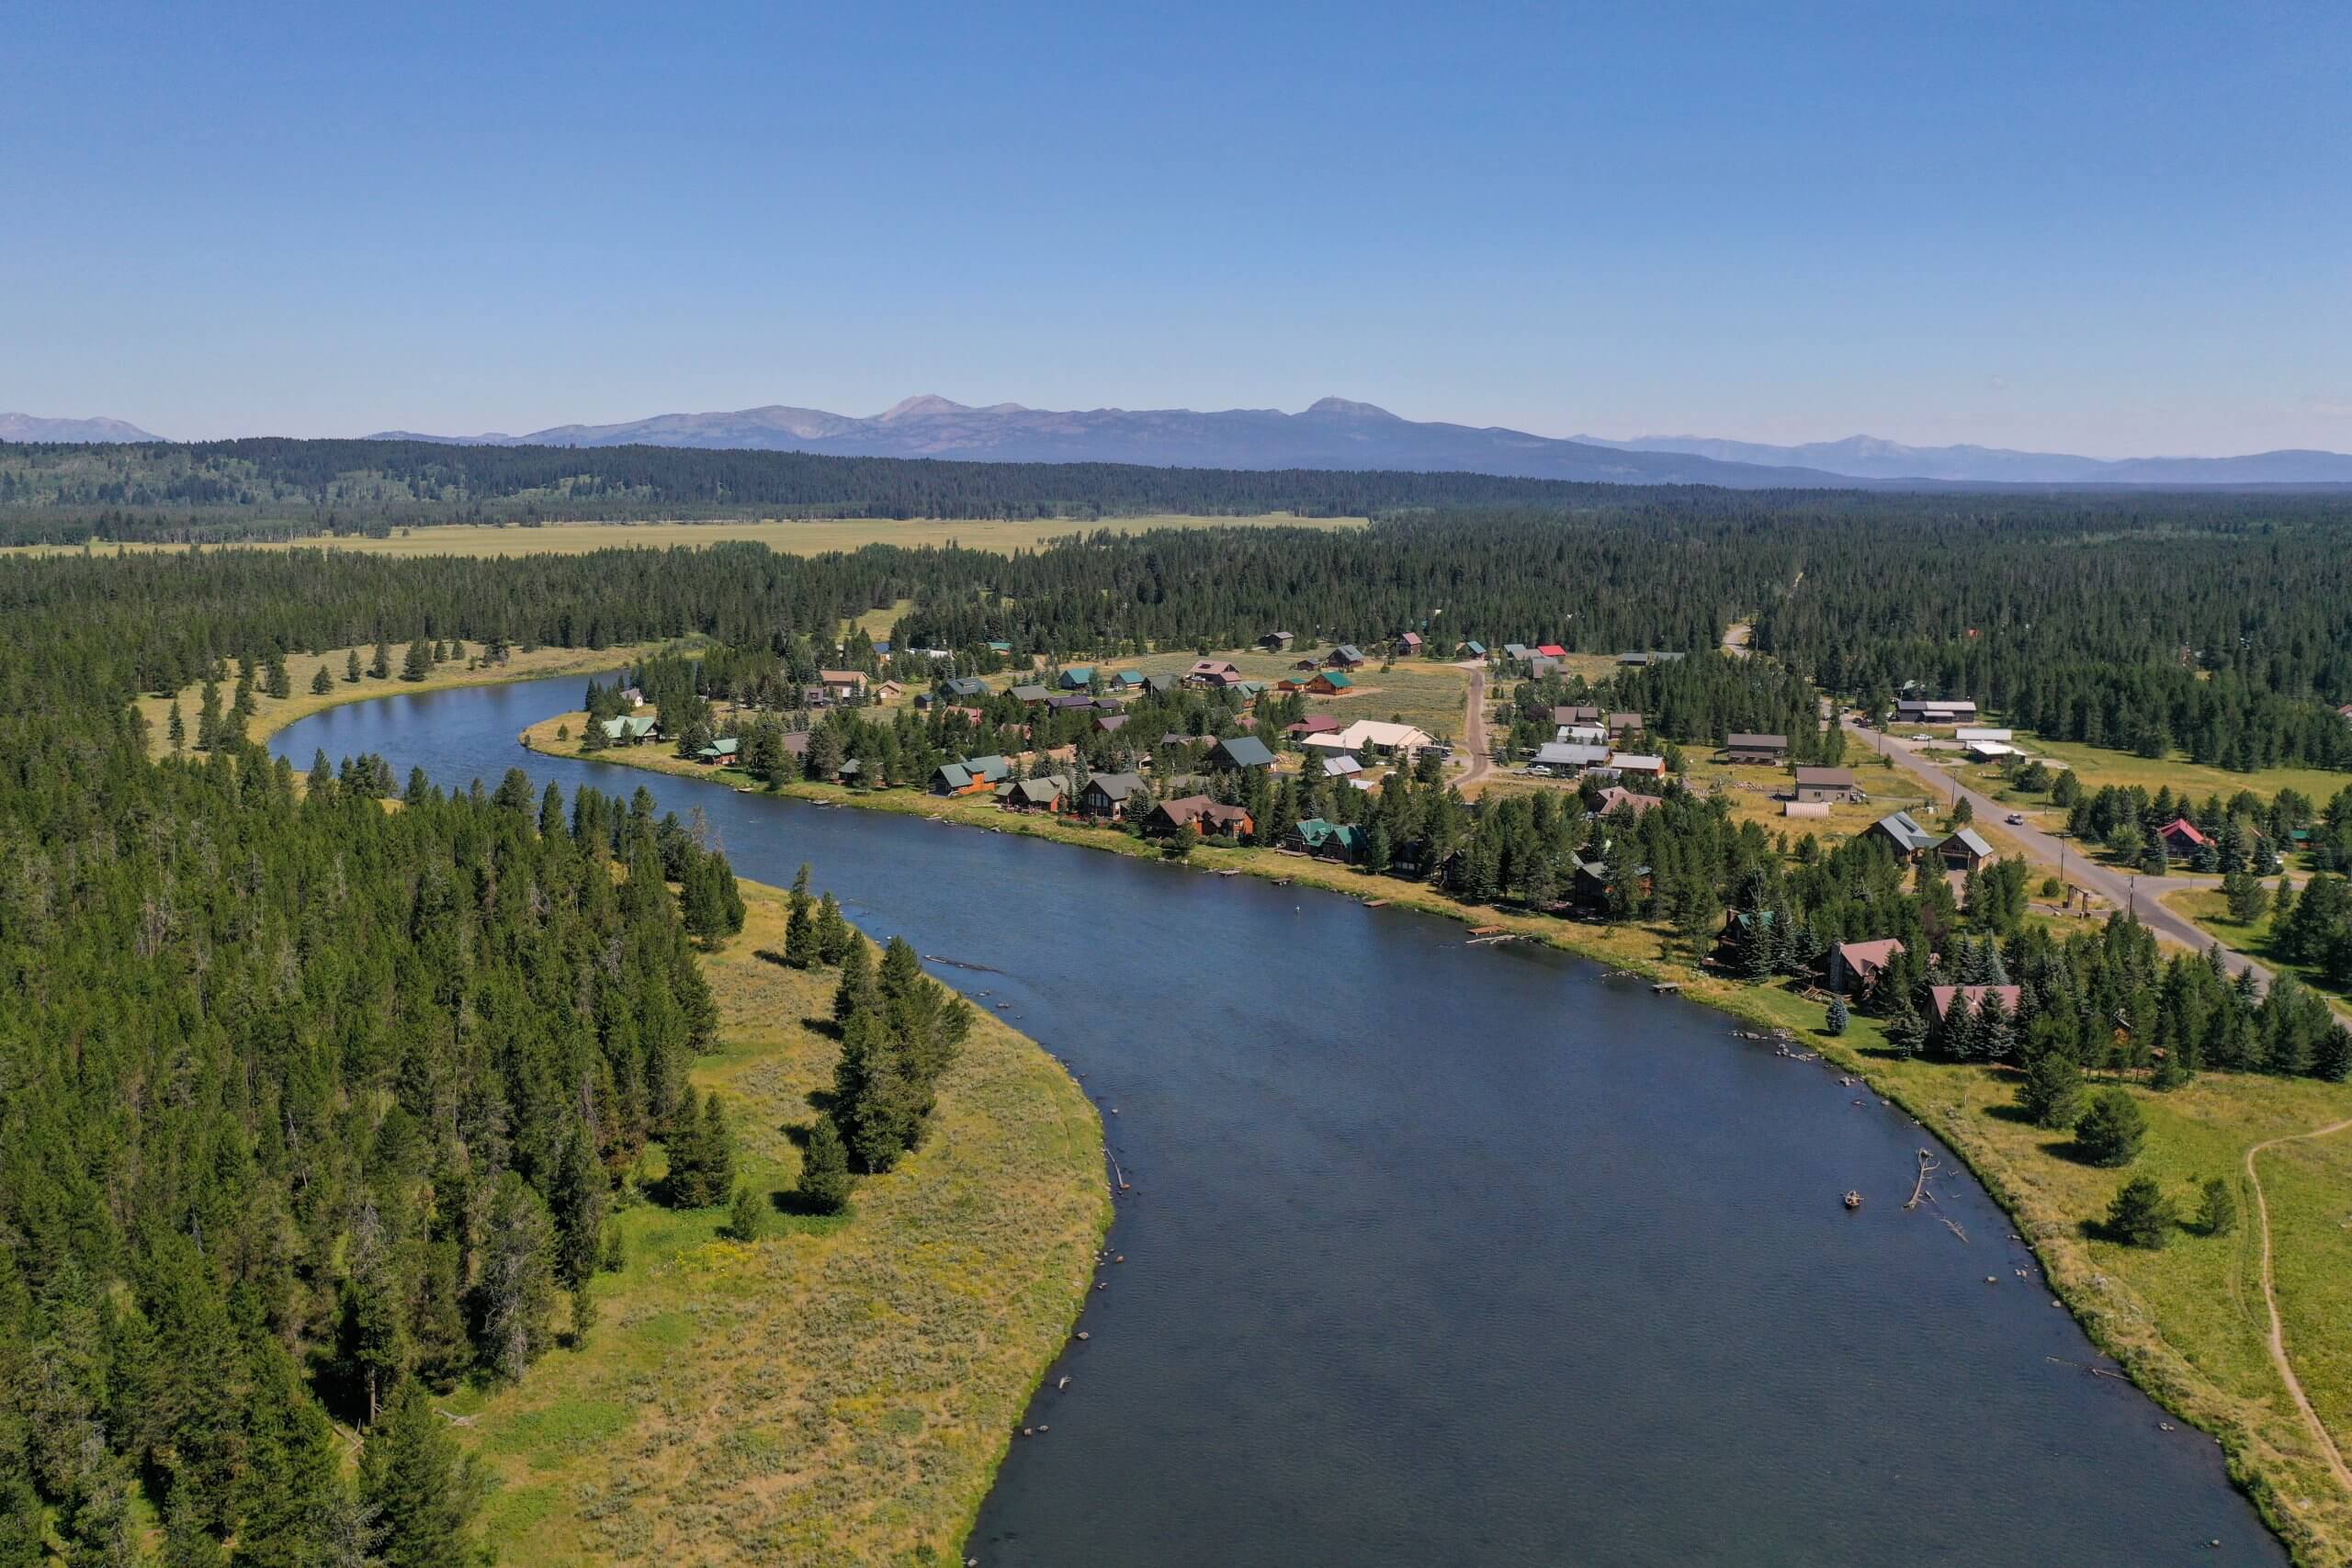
[6,472,2352,1561]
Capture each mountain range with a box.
[12,399,2352,486]
[371,396,2352,487]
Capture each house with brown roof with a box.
[1591,785,1663,818]
[1938,828,1995,873]
[1396,631,1423,654]
[1792,766,1860,803]
[1187,659,1244,688]
[819,670,869,702]
[1725,732,1788,765]
[1827,939,1905,996]
[1147,795,1254,838]
[1286,713,1342,739]
[1928,984,2022,1026]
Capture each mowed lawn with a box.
[448,881,1109,1566]
[12,513,1365,559]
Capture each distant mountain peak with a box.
[0,412,161,444]
[1303,396,1397,420]
[875,394,970,422]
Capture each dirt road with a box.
[1841,718,2267,982]
[1455,660,1493,792]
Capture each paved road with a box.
[1842,719,2268,983]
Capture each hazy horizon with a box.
[5,2,2347,457]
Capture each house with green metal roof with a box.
[1058,666,1097,690]
[599,715,660,743]
[1287,818,1364,860]
[1209,735,1277,771]
[695,737,740,764]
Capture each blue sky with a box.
[4,0,2347,454]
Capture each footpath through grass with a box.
[528,713,2352,1564]
[447,880,1108,1565]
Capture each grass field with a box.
[1990,735,2351,810]
[137,639,673,761]
[530,716,2352,1562]
[447,879,1108,1565]
[11,513,1365,560]
[2161,888,2352,1021]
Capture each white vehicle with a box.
[2005,812,2026,825]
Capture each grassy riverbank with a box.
[529,712,2352,1565]
[446,877,1110,1564]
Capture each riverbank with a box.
[443,875,1111,1564]
[134,637,680,761]
[529,713,2352,1565]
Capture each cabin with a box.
[1092,713,1130,735]
[778,730,810,761]
[874,680,906,703]
[1792,766,1860,804]
[1148,795,1254,839]
[1187,660,1243,688]
[1010,682,1052,705]
[1609,751,1668,779]
[1462,639,1487,659]
[1571,853,1651,909]
[1938,828,1996,873]
[1827,939,1905,996]
[1306,671,1354,695]
[1058,666,1098,691]
[930,755,1012,796]
[1866,810,1940,861]
[1286,713,1341,739]
[1616,650,1686,667]
[1555,723,1608,747]
[1260,630,1295,652]
[1336,719,1434,758]
[1109,671,1147,692]
[1047,694,1097,712]
[1526,657,1561,679]
[1964,739,2021,761]
[942,675,991,700]
[695,737,740,764]
[1288,818,1364,861]
[599,715,661,744]
[1396,631,1424,655]
[2157,818,2211,856]
[1209,736,1278,772]
[1327,645,1368,668]
[996,774,1075,813]
[1503,643,1532,662]
[1317,751,1364,780]
[1928,984,2022,1027]
[1724,732,1789,765]
[1145,672,1180,696]
[1894,698,1978,725]
[801,683,832,709]
[1077,772,1145,819]
[1553,705,1601,727]
[619,685,646,709]
[1533,741,1611,774]
[819,670,869,702]
[1534,643,1567,659]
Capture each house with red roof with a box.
[2156,818,2210,855]
[1828,939,1904,996]
[1535,643,1568,658]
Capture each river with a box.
[275,672,2287,1566]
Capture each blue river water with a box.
[275,672,2287,1566]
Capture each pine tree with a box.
[699,1094,736,1201]
[345,649,363,683]
[2105,1176,2177,1248]
[832,939,876,1026]
[784,864,820,967]
[2197,1175,2238,1235]
[549,1117,607,1292]
[401,640,432,682]
[311,664,334,694]
[360,1380,487,1568]
[815,892,851,964]
[233,1337,345,1568]
[1824,994,1849,1036]
[472,1172,556,1382]
[368,638,391,680]
[2075,1089,2146,1168]
[724,1185,765,1242]
[796,1117,854,1214]
[2018,1049,2086,1129]
[166,700,186,753]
